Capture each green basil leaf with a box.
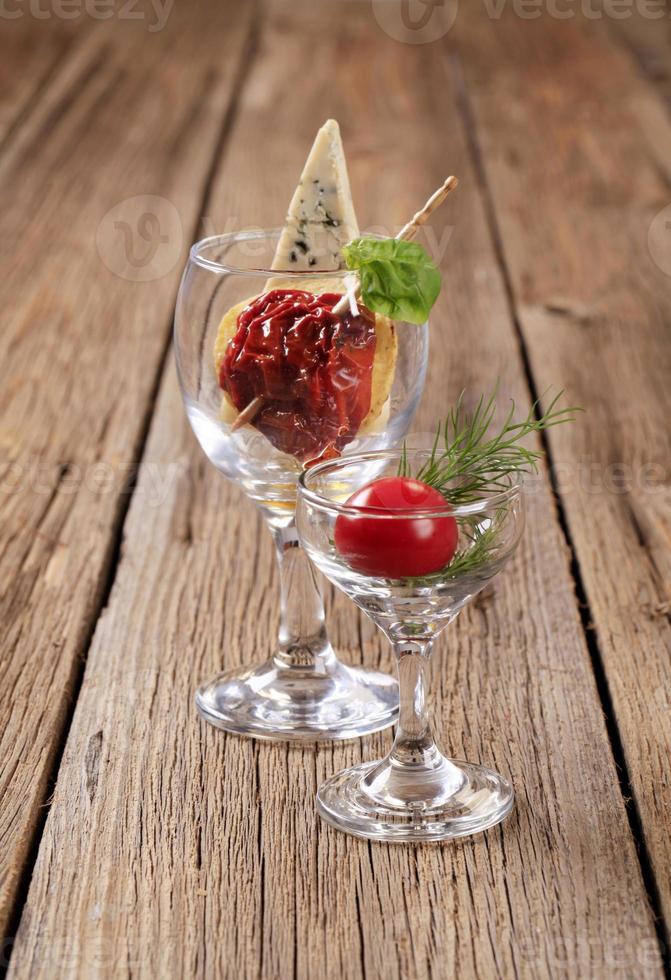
[342,236,441,325]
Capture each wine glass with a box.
[173,231,428,741]
[297,449,525,841]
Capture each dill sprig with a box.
[443,518,502,577]
[401,517,503,587]
[399,389,581,505]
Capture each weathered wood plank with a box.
[0,19,86,147]
[7,2,663,977]
[0,1,255,940]
[606,3,671,108]
[451,3,671,930]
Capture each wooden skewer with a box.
[332,175,458,317]
[230,394,266,433]
[395,174,459,243]
[230,176,459,432]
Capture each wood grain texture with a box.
[0,18,87,147]
[0,1,255,939]
[7,2,664,977]
[607,2,671,107]
[451,2,671,928]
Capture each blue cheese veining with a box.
[270,119,360,273]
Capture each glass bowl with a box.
[297,449,524,840]
[174,231,429,740]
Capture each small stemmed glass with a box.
[297,449,525,841]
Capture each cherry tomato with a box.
[334,477,459,578]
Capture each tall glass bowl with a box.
[174,231,428,740]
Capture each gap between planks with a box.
[6,3,667,975]
[0,10,262,977]
[604,0,671,111]
[446,45,671,974]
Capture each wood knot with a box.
[84,730,103,804]
[543,297,594,325]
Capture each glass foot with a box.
[317,758,514,842]
[195,658,399,742]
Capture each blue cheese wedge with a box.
[270,119,359,273]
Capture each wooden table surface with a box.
[1,0,670,976]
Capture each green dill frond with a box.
[398,389,581,505]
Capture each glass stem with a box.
[362,637,464,808]
[271,522,335,671]
[389,640,443,770]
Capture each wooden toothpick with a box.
[332,175,459,317]
[395,175,459,243]
[230,176,459,432]
[230,394,266,433]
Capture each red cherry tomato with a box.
[334,477,459,578]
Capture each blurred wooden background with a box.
[1,0,670,976]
